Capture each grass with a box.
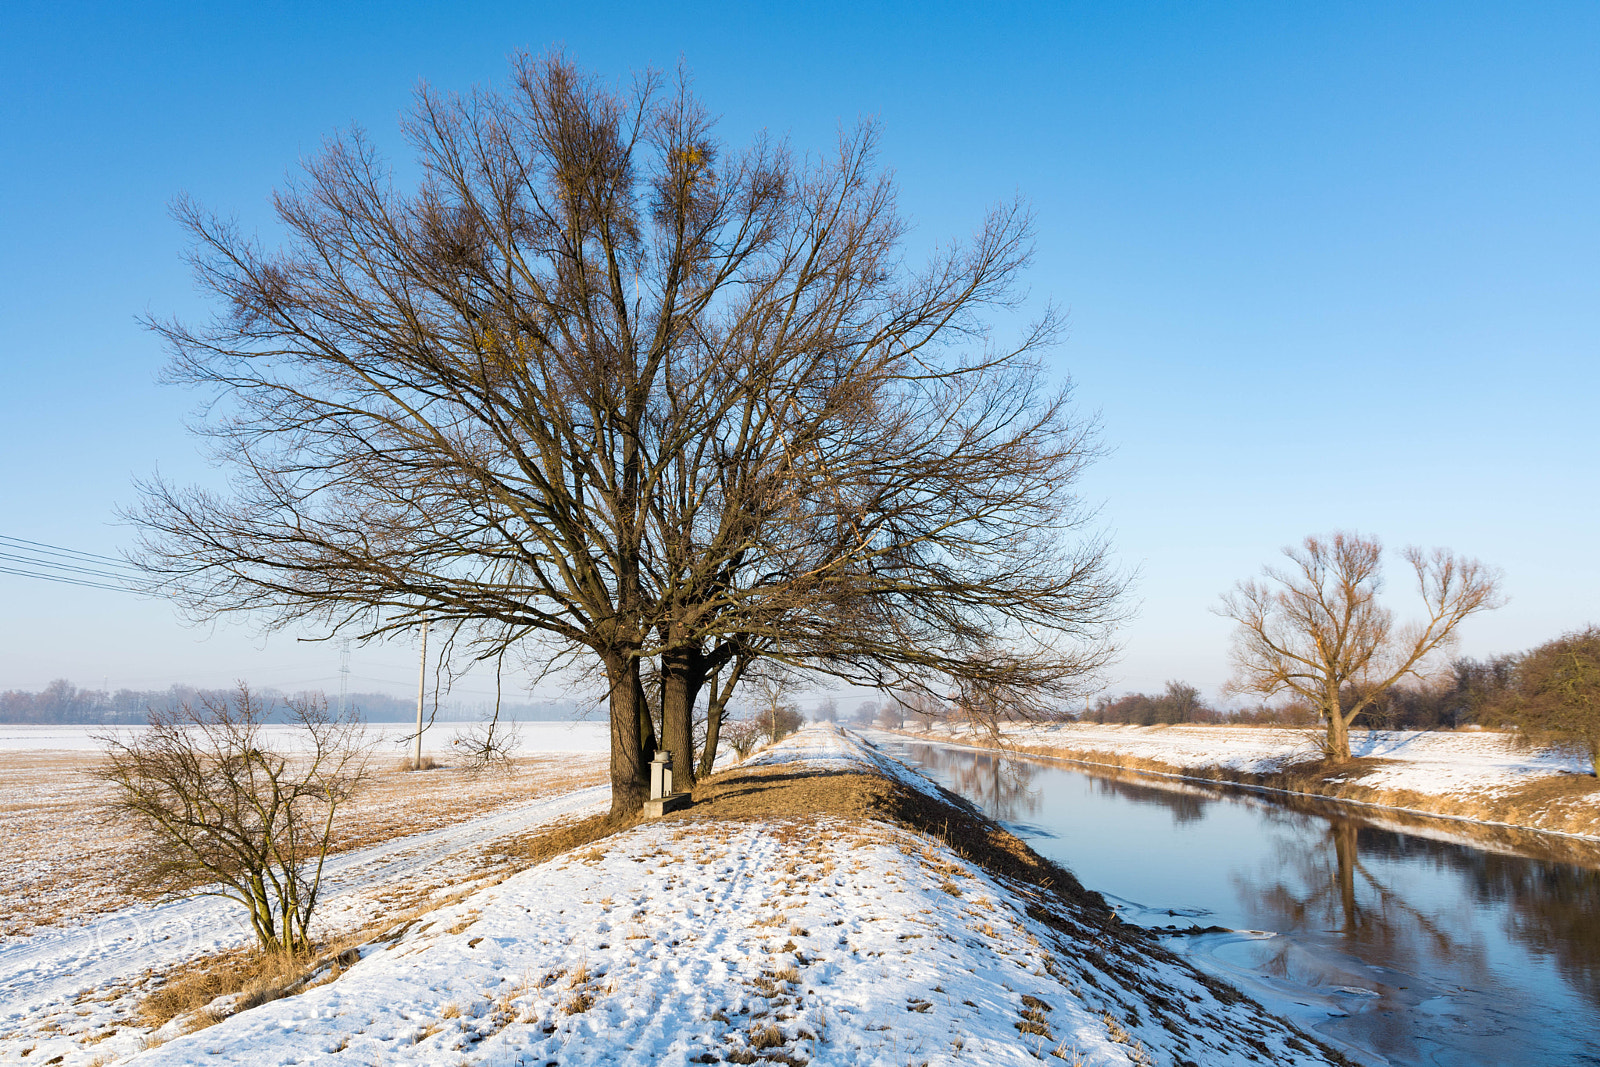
[138,948,317,1031]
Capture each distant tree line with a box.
[1080,681,1226,726]
[0,679,584,724]
[1077,663,1508,730]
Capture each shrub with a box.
[97,684,370,954]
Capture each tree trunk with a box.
[634,669,658,761]
[1325,705,1351,760]
[659,645,703,789]
[699,670,724,779]
[605,653,649,816]
[1331,820,1360,934]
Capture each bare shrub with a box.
[96,684,370,954]
[452,716,521,774]
[722,717,764,761]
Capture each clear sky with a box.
[2,2,1596,706]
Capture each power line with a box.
[0,563,134,593]
[0,534,137,569]
[0,533,150,593]
[0,551,139,583]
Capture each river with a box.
[875,736,1600,1067]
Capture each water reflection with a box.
[1086,774,1210,825]
[900,743,1043,824]
[885,738,1600,1067]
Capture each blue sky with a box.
[1,2,1596,705]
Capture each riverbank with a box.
[12,727,1357,1066]
[897,722,1600,839]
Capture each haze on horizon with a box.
[2,2,1595,706]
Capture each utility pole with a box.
[337,638,351,718]
[414,620,428,770]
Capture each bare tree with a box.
[814,696,839,723]
[1219,532,1502,759]
[748,671,805,744]
[897,690,945,732]
[719,716,764,761]
[451,718,521,772]
[132,51,1121,814]
[95,686,369,955]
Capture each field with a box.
[0,722,610,939]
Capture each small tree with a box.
[1220,532,1501,760]
[1499,627,1600,773]
[96,686,369,954]
[741,672,805,745]
[721,717,765,761]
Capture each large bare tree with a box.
[1219,532,1502,759]
[133,52,1120,813]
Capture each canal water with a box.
[876,737,1600,1067]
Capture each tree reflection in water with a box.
[1234,811,1600,1008]
[1240,813,1493,990]
[887,739,1600,1065]
[899,743,1042,824]
[1086,775,1211,825]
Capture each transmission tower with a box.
[337,638,351,717]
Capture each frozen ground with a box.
[27,726,1352,1067]
[0,782,611,1065]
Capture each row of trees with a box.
[0,680,211,724]
[0,679,584,724]
[1081,681,1223,725]
[131,52,1123,813]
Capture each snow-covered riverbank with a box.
[4,726,1354,1066]
[900,722,1600,839]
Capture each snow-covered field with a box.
[5,726,1352,1066]
[0,724,611,940]
[0,781,611,1065]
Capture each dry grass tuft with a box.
[138,949,313,1031]
[749,1022,785,1049]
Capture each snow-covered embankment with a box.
[109,725,1351,1066]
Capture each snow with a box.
[0,782,608,1066]
[954,722,1593,797]
[0,731,609,940]
[23,725,1350,1066]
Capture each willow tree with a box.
[1220,532,1502,759]
[135,52,1120,812]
